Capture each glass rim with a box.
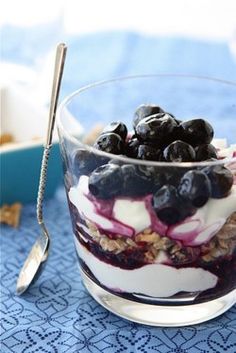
[57,73,236,168]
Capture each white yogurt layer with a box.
[69,176,152,236]
[69,177,114,230]
[217,144,236,159]
[69,176,236,243]
[69,176,134,236]
[113,198,151,234]
[168,185,236,245]
[75,238,218,297]
[212,138,227,150]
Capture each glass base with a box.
[81,271,236,327]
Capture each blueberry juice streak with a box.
[65,106,236,305]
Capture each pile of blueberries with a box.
[73,104,234,225]
[94,104,217,162]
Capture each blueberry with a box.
[133,104,165,128]
[94,132,125,154]
[165,113,182,125]
[202,165,233,198]
[153,185,195,225]
[163,140,196,162]
[195,144,217,161]
[72,149,108,177]
[162,124,185,148]
[178,170,211,207]
[136,165,166,192]
[137,144,162,161]
[152,172,166,192]
[126,137,140,158]
[135,113,178,144]
[89,164,123,199]
[173,118,182,125]
[162,166,194,187]
[161,167,184,186]
[180,119,214,146]
[102,121,128,140]
[121,164,152,196]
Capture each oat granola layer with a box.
[78,212,236,266]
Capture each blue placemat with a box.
[1,31,236,352]
[1,188,236,353]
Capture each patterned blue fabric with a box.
[1,189,236,353]
[1,31,236,352]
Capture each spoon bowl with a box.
[16,226,49,295]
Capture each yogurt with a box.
[69,176,236,244]
[76,238,218,297]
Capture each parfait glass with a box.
[57,75,236,326]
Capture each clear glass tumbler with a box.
[57,75,236,326]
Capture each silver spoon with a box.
[16,43,67,295]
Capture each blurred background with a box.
[1,0,236,203]
[1,0,236,107]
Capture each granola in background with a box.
[0,134,14,145]
[0,203,22,228]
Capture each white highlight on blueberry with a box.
[76,239,218,298]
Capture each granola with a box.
[0,134,14,145]
[201,212,236,262]
[0,203,22,228]
[85,213,236,265]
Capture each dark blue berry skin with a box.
[121,164,153,196]
[137,144,162,161]
[89,164,123,199]
[165,113,182,126]
[135,113,178,144]
[180,119,214,147]
[178,170,211,207]
[94,132,125,154]
[173,118,182,125]
[202,165,233,198]
[126,137,140,158]
[153,185,195,225]
[102,121,128,141]
[161,167,185,186]
[72,149,108,177]
[195,144,217,161]
[163,140,196,162]
[133,104,165,128]
[136,165,166,193]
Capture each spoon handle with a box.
[37,43,67,225]
[46,43,67,147]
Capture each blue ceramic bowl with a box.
[0,141,62,205]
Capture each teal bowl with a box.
[0,141,63,205]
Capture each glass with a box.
[57,75,236,326]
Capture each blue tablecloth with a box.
[1,188,236,353]
[1,31,236,352]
